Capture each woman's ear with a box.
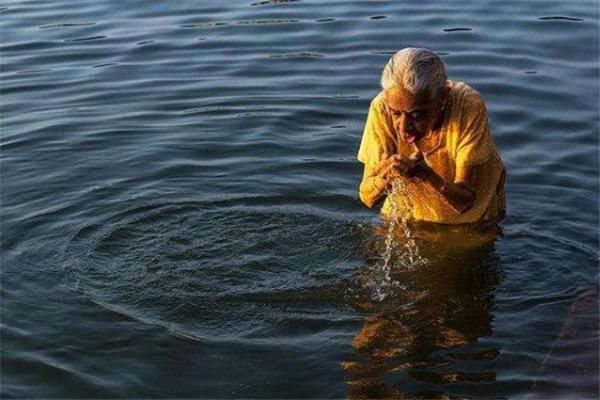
[441,82,451,103]
[435,83,451,111]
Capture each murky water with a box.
[1,0,598,398]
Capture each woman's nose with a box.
[399,115,415,133]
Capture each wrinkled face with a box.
[383,85,448,144]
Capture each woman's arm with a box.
[399,152,476,213]
[358,154,401,208]
[424,169,476,213]
[359,170,389,208]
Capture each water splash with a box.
[371,178,427,301]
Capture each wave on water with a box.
[60,195,366,341]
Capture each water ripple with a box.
[39,22,96,29]
[2,0,598,397]
[64,35,107,42]
[250,0,301,6]
[443,27,473,32]
[538,16,584,22]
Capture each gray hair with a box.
[380,47,448,96]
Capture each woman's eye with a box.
[411,111,424,120]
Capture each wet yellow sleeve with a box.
[455,93,493,180]
[357,99,391,169]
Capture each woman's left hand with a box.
[397,152,433,181]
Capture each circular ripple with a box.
[62,200,365,340]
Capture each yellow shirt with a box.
[357,80,506,224]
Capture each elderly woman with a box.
[358,47,506,224]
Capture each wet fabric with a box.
[358,80,506,224]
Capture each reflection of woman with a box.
[344,224,502,398]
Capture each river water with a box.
[1,0,598,398]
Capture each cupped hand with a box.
[375,152,432,182]
[398,151,433,181]
[374,153,404,182]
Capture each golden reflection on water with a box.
[345,222,503,399]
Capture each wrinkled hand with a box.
[373,153,403,184]
[372,152,432,190]
[397,152,433,181]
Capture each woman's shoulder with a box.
[369,91,386,111]
[366,91,393,130]
[449,80,487,111]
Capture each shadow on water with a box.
[344,222,503,399]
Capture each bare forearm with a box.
[424,172,475,213]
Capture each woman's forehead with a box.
[383,86,432,111]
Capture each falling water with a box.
[372,178,427,301]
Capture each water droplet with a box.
[369,179,427,301]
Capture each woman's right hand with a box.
[374,153,403,183]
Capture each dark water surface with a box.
[1,0,598,398]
